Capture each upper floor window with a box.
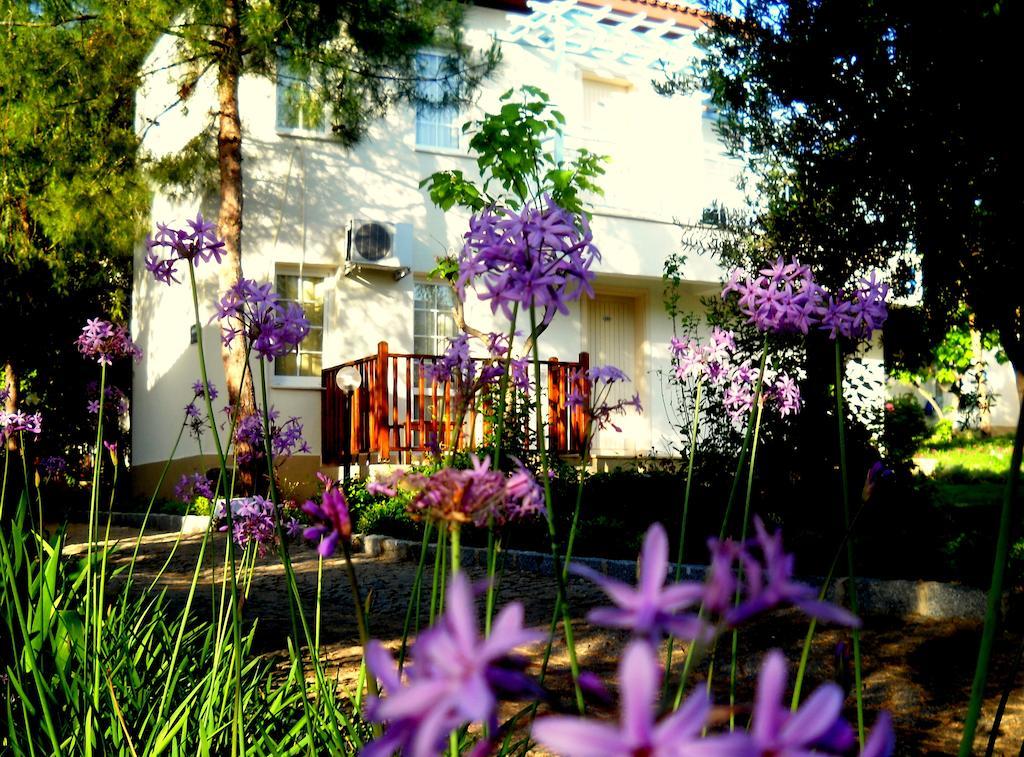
[581,74,631,143]
[415,52,460,150]
[275,270,325,378]
[276,58,327,134]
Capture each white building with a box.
[130,0,752,497]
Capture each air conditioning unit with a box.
[344,219,410,281]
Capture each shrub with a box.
[883,394,930,464]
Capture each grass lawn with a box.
[919,432,1018,482]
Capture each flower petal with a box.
[618,640,658,745]
[532,717,631,756]
[780,682,845,745]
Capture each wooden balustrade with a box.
[322,341,590,465]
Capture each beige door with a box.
[586,293,641,453]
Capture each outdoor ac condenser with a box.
[343,219,411,281]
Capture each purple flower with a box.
[38,455,68,479]
[505,458,546,519]
[363,572,542,757]
[214,496,283,556]
[302,488,352,557]
[725,517,860,628]
[232,408,309,465]
[375,457,546,528]
[509,356,531,392]
[671,327,737,386]
[144,214,227,285]
[174,472,214,503]
[0,410,42,442]
[768,373,802,417]
[748,650,855,755]
[567,364,644,434]
[458,196,600,325]
[75,319,142,365]
[572,523,708,642]
[533,639,744,756]
[192,379,218,400]
[213,278,311,361]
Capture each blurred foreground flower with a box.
[362,572,542,757]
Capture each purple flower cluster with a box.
[75,319,142,366]
[423,333,506,397]
[721,361,802,426]
[174,472,214,504]
[573,520,857,645]
[184,379,219,439]
[458,196,601,325]
[86,383,129,418]
[722,257,889,342]
[369,455,545,527]
[214,495,299,557]
[232,408,310,465]
[144,214,226,285]
[567,364,643,433]
[302,484,352,557]
[670,327,737,384]
[819,271,890,341]
[533,639,894,757]
[37,455,68,480]
[363,572,542,757]
[213,279,311,362]
[1,409,42,442]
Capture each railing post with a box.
[376,341,390,460]
[572,351,591,452]
[547,358,560,452]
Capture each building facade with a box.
[130,0,752,497]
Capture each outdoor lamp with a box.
[336,366,362,392]
[335,366,361,483]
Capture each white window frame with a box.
[272,266,330,389]
[276,57,330,138]
[414,51,461,152]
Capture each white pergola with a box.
[500,0,699,74]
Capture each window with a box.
[582,75,631,142]
[415,52,460,150]
[276,58,327,133]
[414,281,457,356]
[274,271,325,379]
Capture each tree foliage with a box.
[681,0,1024,386]
[0,0,164,456]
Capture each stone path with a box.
[67,524,1024,754]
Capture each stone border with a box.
[354,533,989,621]
[75,514,989,620]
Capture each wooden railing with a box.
[322,341,590,465]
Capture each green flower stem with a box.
[187,261,245,755]
[450,522,462,574]
[484,307,520,636]
[729,396,765,729]
[672,342,768,710]
[123,421,186,589]
[664,377,704,697]
[959,397,1024,755]
[430,527,446,625]
[834,340,864,748]
[791,494,870,709]
[0,507,61,755]
[399,522,434,672]
[341,537,379,703]
[86,360,107,748]
[256,360,346,747]
[529,307,584,714]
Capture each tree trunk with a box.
[216,0,257,487]
[969,315,992,434]
[3,362,16,452]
